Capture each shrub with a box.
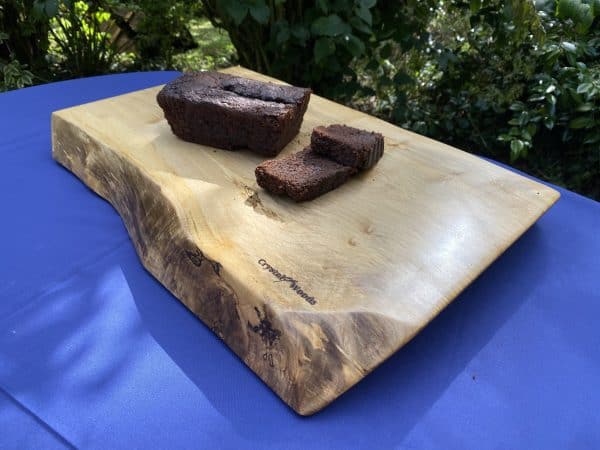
[356,0,600,199]
[200,0,371,95]
[1,32,34,90]
[118,0,202,70]
[0,0,204,90]
[48,1,124,78]
[0,0,53,90]
[1,0,597,199]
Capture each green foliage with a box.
[0,0,55,90]
[354,0,599,199]
[171,18,236,72]
[200,0,387,96]
[48,1,124,77]
[556,0,600,32]
[0,0,211,87]
[122,0,203,70]
[0,32,34,90]
[1,58,34,90]
[0,0,598,199]
[499,37,600,155]
[200,0,437,100]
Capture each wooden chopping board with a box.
[52,66,559,415]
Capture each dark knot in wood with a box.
[185,249,222,275]
[248,306,281,348]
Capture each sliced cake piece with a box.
[157,71,311,156]
[311,124,384,169]
[255,147,356,202]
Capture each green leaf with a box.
[528,95,546,102]
[577,103,594,112]
[44,0,59,17]
[569,116,594,129]
[470,0,482,13]
[583,132,600,144]
[249,3,270,25]
[345,34,365,57]
[275,26,290,45]
[569,88,584,105]
[557,0,577,18]
[575,9,594,33]
[544,117,555,130]
[225,2,249,25]
[311,15,350,37]
[360,0,377,7]
[518,111,530,126]
[355,5,372,26]
[349,16,371,34]
[510,140,524,162]
[556,0,594,33]
[32,1,45,19]
[561,41,577,53]
[314,37,336,63]
[291,25,310,43]
[316,0,328,14]
[576,83,593,94]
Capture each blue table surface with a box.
[0,72,599,449]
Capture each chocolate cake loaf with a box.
[255,147,356,202]
[157,71,312,156]
[311,124,384,169]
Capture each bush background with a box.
[1,0,598,200]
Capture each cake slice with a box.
[255,147,356,202]
[157,71,311,156]
[311,124,384,169]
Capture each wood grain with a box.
[51,66,559,415]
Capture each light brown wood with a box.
[51,66,559,415]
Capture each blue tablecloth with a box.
[1,72,599,449]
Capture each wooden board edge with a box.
[49,67,562,415]
[51,110,416,416]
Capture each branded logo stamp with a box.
[258,258,317,305]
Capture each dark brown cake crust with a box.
[255,147,356,201]
[311,124,384,169]
[157,72,311,156]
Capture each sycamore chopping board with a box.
[51,66,559,415]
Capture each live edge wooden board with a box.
[52,66,559,415]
